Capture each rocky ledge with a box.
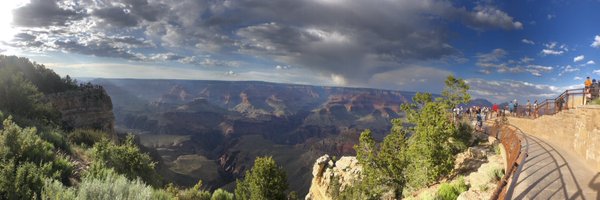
[305,155,362,200]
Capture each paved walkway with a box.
[509,132,600,200]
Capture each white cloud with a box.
[547,14,555,20]
[574,55,585,62]
[541,49,564,55]
[330,74,347,85]
[521,57,534,63]
[466,78,564,103]
[587,60,596,65]
[224,70,237,76]
[574,76,583,80]
[594,70,600,76]
[558,65,579,76]
[592,35,600,48]
[521,39,534,45]
[545,42,557,49]
[275,65,291,70]
[368,66,452,93]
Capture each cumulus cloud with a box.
[594,70,600,76]
[592,35,600,48]
[461,5,523,30]
[541,49,564,55]
[558,65,579,76]
[475,49,551,76]
[8,0,524,87]
[368,66,452,93]
[587,60,596,65]
[521,39,535,45]
[12,0,84,27]
[573,55,585,62]
[466,78,563,103]
[574,76,583,80]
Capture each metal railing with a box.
[534,88,585,118]
[488,118,528,200]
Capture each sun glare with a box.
[0,0,29,42]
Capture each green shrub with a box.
[211,189,234,200]
[436,178,468,200]
[40,129,71,152]
[488,168,504,182]
[68,129,108,146]
[0,118,73,199]
[235,156,288,200]
[43,167,158,200]
[90,135,161,186]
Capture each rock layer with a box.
[46,86,116,138]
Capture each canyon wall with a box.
[46,86,116,139]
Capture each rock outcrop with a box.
[46,86,116,138]
[306,155,362,200]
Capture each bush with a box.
[90,135,161,186]
[211,189,234,200]
[41,129,71,151]
[0,118,73,199]
[43,167,160,200]
[68,129,108,146]
[0,68,60,127]
[436,178,468,200]
[235,156,288,200]
[488,168,504,182]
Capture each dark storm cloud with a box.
[92,7,139,27]
[12,0,84,27]
[54,39,143,60]
[10,0,524,85]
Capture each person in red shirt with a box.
[492,103,499,118]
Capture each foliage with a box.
[68,129,108,147]
[401,76,471,189]
[488,168,504,182]
[175,180,211,200]
[40,129,71,152]
[351,76,472,198]
[43,167,158,200]
[0,55,78,94]
[0,68,60,126]
[351,118,409,199]
[89,135,161,187]
[235,156,288,200]
[211,189,234,200]
[435,177,468,200]
[287,191,299,200]
[0,118,73,199]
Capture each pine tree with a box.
[235,156,288,200]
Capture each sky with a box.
[1,0,600,103]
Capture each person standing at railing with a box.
[585,77,593,105]
[514,99,519,117]
[557,97,564,112]
[525,99,531,117]
[533,100,538,118]
[508,101,514,116]
[592,79,599,100]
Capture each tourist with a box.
[533,100,538,118]
[508,101,514,116]
[592,79,600,101]
[585,77,593,105]
[513,99,519,117]
[492,103,499,118]
[526,100,531,117]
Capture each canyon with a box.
[91,78,417,194]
